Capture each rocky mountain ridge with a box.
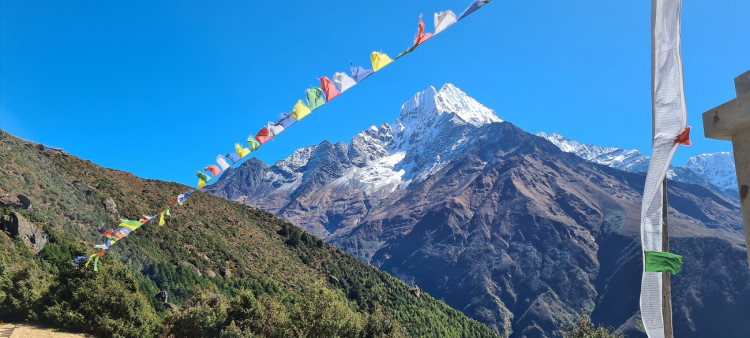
[206,84,749,337]
[537,132,738,200]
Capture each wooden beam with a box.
[702,92,750,141]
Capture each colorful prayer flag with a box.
[350,64,374,83]
[176,190,194,205]
[675,127,691,146]
[267,121,285,137]
[196,171,211,188]
[371,52,393,72]
[414,14,433,47]
[291,100,312,120]
[458,0,491,20]
[226,153,240,164]
[235,143,251,158]
[278,114,297,128]
[216,155,231,171]
[255,127,272,145]
[204,165,221,177]
[306,87,325,111]
[333,72,356,92]
[247,137,261,151]
[434,10,457,34]
[320,77,340,102]
[119,219,144,231]
[644,250,683,274]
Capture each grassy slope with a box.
[0,130,496,337]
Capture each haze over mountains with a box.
[206,84,750,337]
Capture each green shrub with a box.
[43,262,161,338]
[563,312,624,338]
[166,285,229,337]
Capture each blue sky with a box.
[2,0,748,187]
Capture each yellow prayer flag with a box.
[235,143,251,158]
[370,52,393,72]
[120,224,138,231]
[119,219,144,231]
[291,100,311,121]
[159,210,166,226]
[198,178,206,188]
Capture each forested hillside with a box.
[0,130,496,337]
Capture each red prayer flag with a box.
[414,14,433,47]
[204,165,221,177]
[320,77,340,102]
[255,127,272,145]
[101,229,114,238]
[675,126,691,146]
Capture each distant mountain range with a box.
[537,132,738,202]
[205,84,749,337]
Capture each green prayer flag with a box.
[196,171,211,182]
[119,219,144,230]
[306,87,325,111]
[166,208,171,216]
[644,250,683,274]
[247,138,260,151]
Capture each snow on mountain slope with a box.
[536,132,650,173]
[537,132,738,196]
[261,83,502,195]
[684,152,737,191]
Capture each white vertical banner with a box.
[641,1,688,337]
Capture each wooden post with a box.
[662,178,673,338]
[702,70,750,269]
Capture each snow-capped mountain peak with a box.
[398,84,501,129]
[684,152,737,191]
[245,84,506,198]
[536,132,649,172]
[538,131,738,200]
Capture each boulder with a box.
[1,212,48,253]
[17,195,32,210]
[179,261,202,276]
[72,181,93,195]
[102,197,119,219]
[409,286,422,298]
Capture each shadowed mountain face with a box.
[206,84,749,337]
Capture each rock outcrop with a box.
[1,212,48,253]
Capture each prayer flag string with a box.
[76,0,493,270]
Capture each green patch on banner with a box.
[644,250,683,274]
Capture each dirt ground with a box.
[0,323,88,338]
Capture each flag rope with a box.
[76,0,494,270]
